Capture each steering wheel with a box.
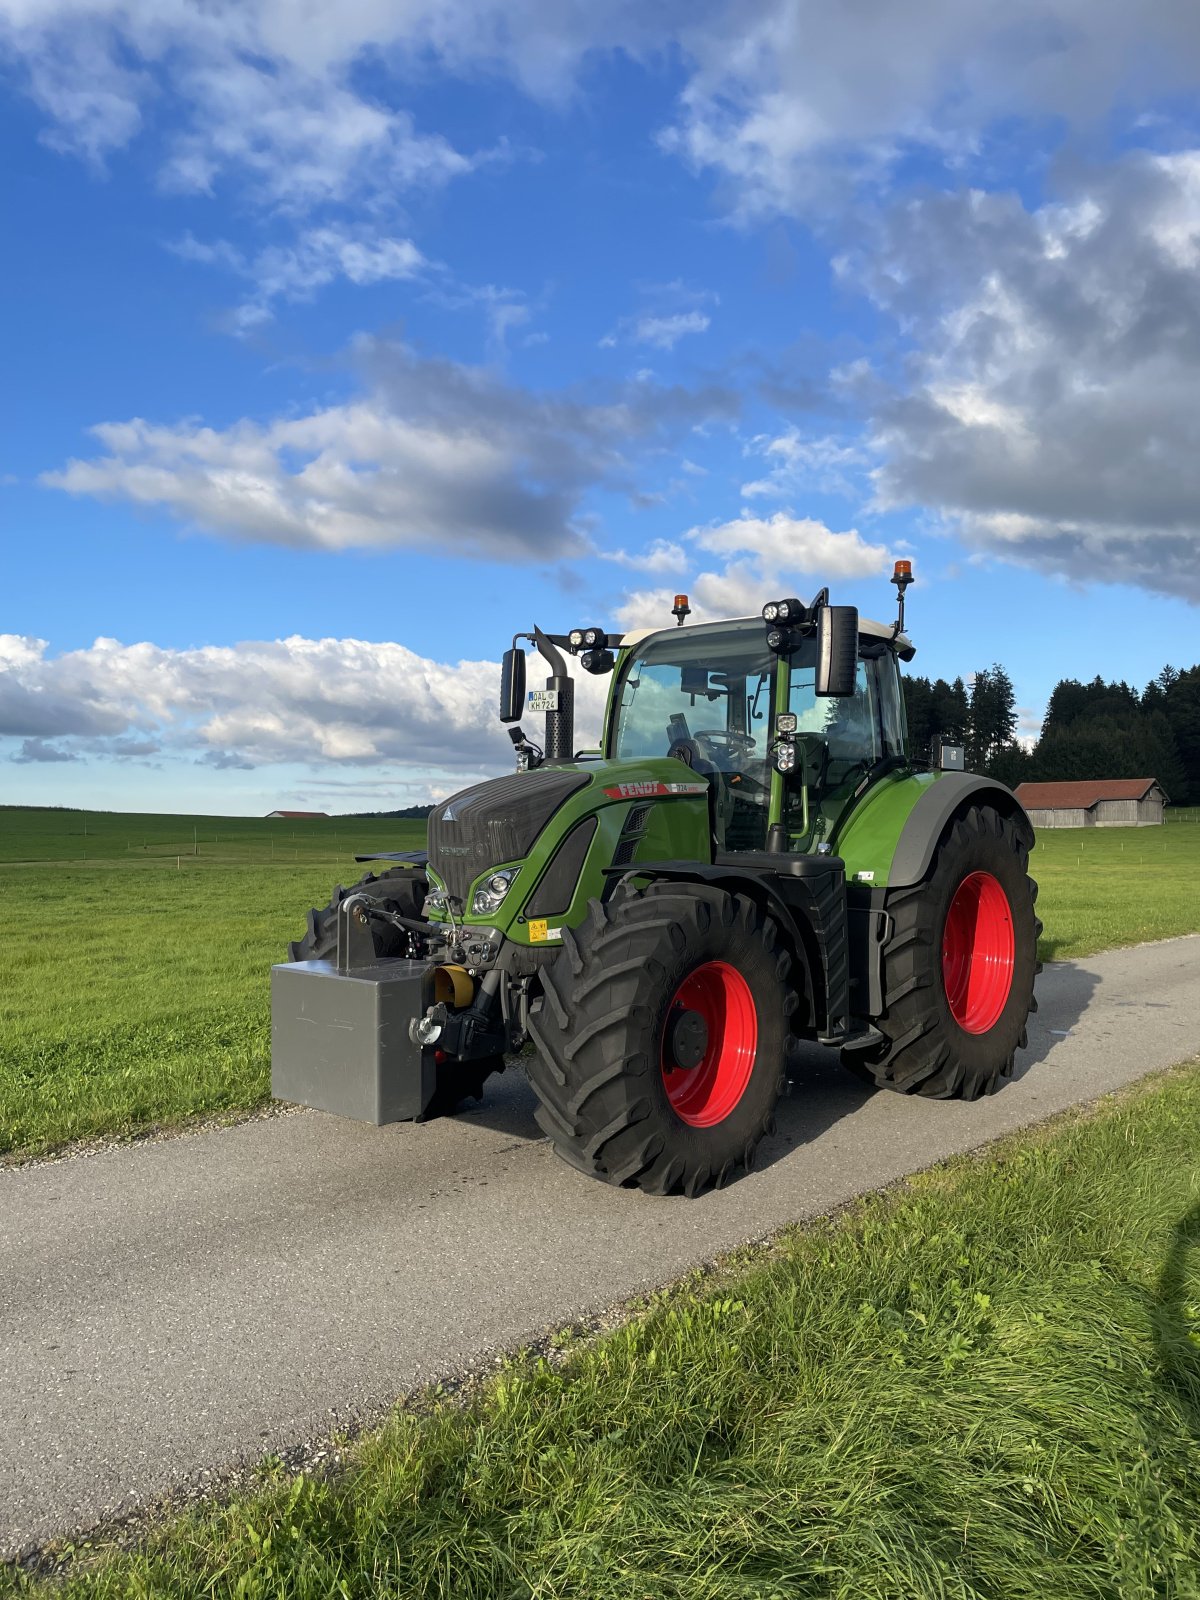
[692,729,757,757]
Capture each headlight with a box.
[774,743,796,773]
[762,602,779,621]
[471,867,518,916]
[569,629,584,647]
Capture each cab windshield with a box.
[610,621,776,851]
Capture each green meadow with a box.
[2,804,1198,1161]
[0,808,423,1159]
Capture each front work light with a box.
[471,867,519,916]
[581,648,616,675]
[776,712,798,735]
[763,597,804,625]
[570,626,607,651]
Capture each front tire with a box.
[286,867,426,963]
[526,885,793,1196]
[844,804,1041,1099]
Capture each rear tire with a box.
[286,867,427,962]
[526,885,792,1196]
[843,804,1041,1099]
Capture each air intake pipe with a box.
[533,625,575,762]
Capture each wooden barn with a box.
[1013,778,1167,829]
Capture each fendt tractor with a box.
[272,561,1041,1196]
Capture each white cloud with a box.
[6,1,1200,222]
[740,427,870,499]
[0,631,611,781]
[631,311,711,349]
[41,338,741,558]
[44,405,569,559]
[661,0,1200,218]
[846,151,1200,601]
[160,55,477,209]
[694,511,889,577]
[601,540,688,574]
[614,511,890,629]
[172,225,428,328]
[601,283,718,352]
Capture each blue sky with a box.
[3,1,1200,814]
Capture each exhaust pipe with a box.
[533,626,575,762]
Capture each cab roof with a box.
[620,614,914,658]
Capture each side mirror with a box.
[499,647,526,723]
[815,605,858,697]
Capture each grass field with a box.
[5,1061,1198,1598]
[1,809,424,1159]
[2,805,1199,1161]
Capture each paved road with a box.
[2,936,1198,1558]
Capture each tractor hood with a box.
[424,758,714,939]
[427,768,593,904]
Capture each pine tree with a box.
[967,664,1018,774]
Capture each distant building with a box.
[265,810,329,819]
[1014,779,1167,829]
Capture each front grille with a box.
[427,769,591,903]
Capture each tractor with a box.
[273,561,1041,1196]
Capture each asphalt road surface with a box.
[2,935,1198,1558]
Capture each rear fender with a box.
[887,774,1032,888]
[836,770,1032,889]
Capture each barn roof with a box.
[1013,778,1166,809]
[266,809,329,818]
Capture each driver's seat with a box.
[667,737,731,851]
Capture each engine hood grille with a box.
[427,769,592,903]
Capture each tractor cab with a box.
[608,615,909,856]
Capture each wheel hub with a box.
[665,1006,709,1071]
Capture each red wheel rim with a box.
[941,871,1015,1034]
[660,961,758,1127]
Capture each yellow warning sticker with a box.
[528,919,549,943]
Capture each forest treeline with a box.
[903,663,1200,805]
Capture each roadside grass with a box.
[5,1061,1198,1600]
[2,806,1199,1161]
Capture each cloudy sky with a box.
[4,0,1200,813]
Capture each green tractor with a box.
[273,562,1041,1196]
